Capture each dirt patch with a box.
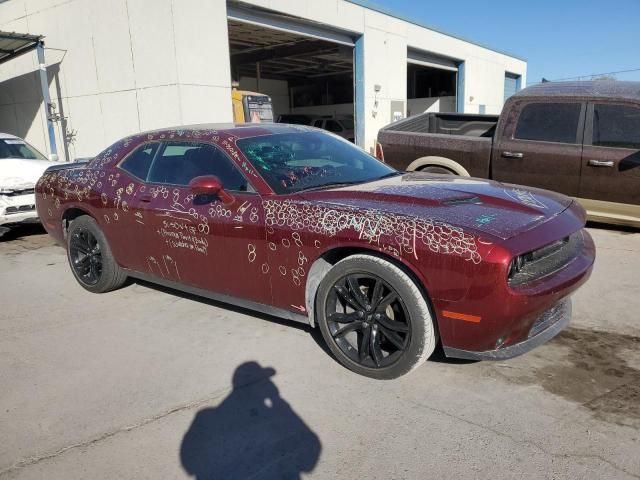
[487,327,640,428]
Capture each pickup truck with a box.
[376,81,640,227]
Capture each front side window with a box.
[147,141,248,190]
[0,138,47,160]
[593,104,640,149]
[119,143,160,180]
[236,131,397,194]
[514,103,582,144]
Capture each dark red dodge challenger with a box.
[36,124,595,379]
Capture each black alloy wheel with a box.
[325,273,411,369]
[69,227,103,286]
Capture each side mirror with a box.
[189,175,234,204]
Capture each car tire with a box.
[316,254,437,379]
[66,215,127,293]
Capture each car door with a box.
[102,141,162,271]
[492,101,585,196]
[130,140,270,305]
[579,101,640,218]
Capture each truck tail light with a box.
[375,141,385,162]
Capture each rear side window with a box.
[593,104,640,149]
[313,120,324,128]
[514,103,582,144]
[119,143,160,180]
[147,141,249,191]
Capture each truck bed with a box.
[377,112,498,177]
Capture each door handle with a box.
[502,151,524,159]
[588,159,614,168]
[139,194,152,203]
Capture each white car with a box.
[310,117,355,142]
[0,133,58,236]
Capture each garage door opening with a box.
[227,15,356,142]
[406,49,458,117]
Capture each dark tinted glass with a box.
[119,143,160,180]
[515,103,581,144]
[593,104,640,149]
[325,120,343,132]
[236,131,397,194]
[0,138,47,160]
[147,142,248,190]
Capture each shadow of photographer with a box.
[180,362,321,479]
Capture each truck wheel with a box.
[316,254,437,379]
[419,165,456,175]
[66,215,127,293]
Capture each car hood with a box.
[0,158,57,190]
[299,172,574,240]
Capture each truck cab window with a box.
[593,104,640,149]
[514,103,581,144]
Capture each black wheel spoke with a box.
[334,285,362,311]
[333,321,363,339]
[328,311,362,324]
[359,326,371,362]
[370,326,383,367]
[347,276,369,309]
[75,255,91,267]
[376,292,397,311]
[370,279,384,308]
[377,314,409,333]
[379,325,406,350]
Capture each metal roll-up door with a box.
[407,48,459,72]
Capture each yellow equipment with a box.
[231,89,274,123]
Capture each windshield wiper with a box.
[296,180,365,193]
[377,171,402,179]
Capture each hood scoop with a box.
[442,196,482,206]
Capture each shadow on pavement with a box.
[180,362,322,480]
[586,221,639,234]
[0,223,46,242]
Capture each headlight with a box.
[508,234,581,286]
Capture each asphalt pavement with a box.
[0,223,638,479]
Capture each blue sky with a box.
[372,0,640,84]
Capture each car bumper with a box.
[0,192,38,226]
[443,299,571,360]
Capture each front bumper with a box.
[0,192,38,226]
[443,299,571,360]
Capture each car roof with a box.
[0,132,21,140]
[141,122,316,140]
[515,80,640,102]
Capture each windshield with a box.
[0,138,47,160]
[236,132,397,194]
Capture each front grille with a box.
[528,300,570,338]
[2,188,35,196]
[509,231,585,286]
[5,204,36,214]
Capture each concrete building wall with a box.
[0,0,526,159]
[407,96,456,117]
[0,0,232,161]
